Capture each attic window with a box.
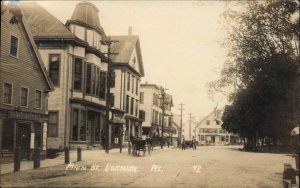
[206,120,210,125]
[10,35,18,57]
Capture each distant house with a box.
[139,83,174,144]
[195,108,239,145]
[0,3,54,160]
[109,32,145,146]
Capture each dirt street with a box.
[0,146,295,188]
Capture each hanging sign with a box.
[43,122,47,150]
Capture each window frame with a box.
[35,90,42,109]
[127,73,131,91]
[99,71,107,99]
[126,95,130,113]
[73,57,83,91]
[3,82,13,105]
[48,111,59,137]
[139,92,144,104]
[85,63,92,95]
[132,75,134,94]
[9,34,19,58]
[20,87,29,108]
[48,54,61,87]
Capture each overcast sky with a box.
[33,0,229,121]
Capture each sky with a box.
[32,0,230,122]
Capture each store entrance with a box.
[16,124,31,160]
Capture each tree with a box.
[209,0,299,150]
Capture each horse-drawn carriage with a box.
[130,138,152,156]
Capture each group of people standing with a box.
[181,136,197,150]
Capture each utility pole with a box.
[159,86,168,149]
[189,113,193,139]
[102,36,119,154]
[178,103,184,148]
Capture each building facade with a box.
[0,3,54,160]
[110,33,145,147]
[22,2,109,150]
[139,83,174,144]
[195,109,237,145]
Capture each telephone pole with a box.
[102,36,119,154]
[159,86,168,149]
[189,113,193,139]
[178,103,184,147]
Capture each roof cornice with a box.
[33,37,109,62]
[66,20,105,36]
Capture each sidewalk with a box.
[0,150,78,175]
[0,146,176,175]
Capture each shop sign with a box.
[8,110,46,121]
[30,133,35,149]
[42,122,47,150]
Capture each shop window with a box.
[3,83,12,105]
[48,111,58,137]
[80,110,86,141]
[35,90,42,109]
[126,95,130,113]
[125,120,129,141]
[10,35,18,57]
[20,87,28,107]
[130,98,134,115]
[72,109,79,141]
[34,123,42,148]
[49,54,60,86]
[135,99,138,116]
[73,58,83,91]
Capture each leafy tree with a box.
[209,0,299,150]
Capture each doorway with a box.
[16,124,31,160]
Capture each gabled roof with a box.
[21,2,108,62]
[2,3,54,91]
[21,2,75,39]
[195,108,223,129]
[110,35,145,76]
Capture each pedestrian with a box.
[192,136,196,150]
[182,138,186,150]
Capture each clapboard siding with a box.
[0,11,47,113]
